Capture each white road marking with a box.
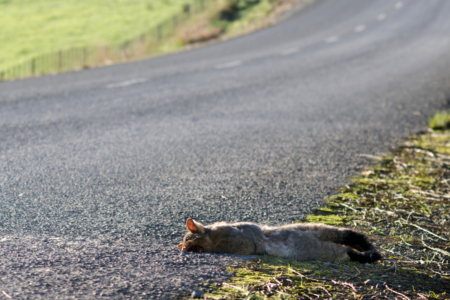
[280,48,299,55]
[215,61,242,69]
[354,25,366,33]
[395,1,403,9]
[106,78,147,88]
[377,13,386,21]
[325,36,339,43]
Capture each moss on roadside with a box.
[429,111,450,130]
[301,214,345,226]
[202,122,450,299]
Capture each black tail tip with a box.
[347,248,382,264]
[342,230,374,252]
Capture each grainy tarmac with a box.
[1,0,450,298]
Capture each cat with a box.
[178,218,381,263]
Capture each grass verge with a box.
[203,122,450,299]
[159,0,313,53]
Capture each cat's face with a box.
[178,219,213,252]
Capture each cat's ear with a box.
[186,218,205,233]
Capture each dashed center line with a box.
[354,25,366,33]
[215,61,242,69]
[377,13,386,21]
[280,48,299,55]
[106,78,147,89]
[395,1,403,9]
[325,36,339,43]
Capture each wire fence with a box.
[0,0,216,81]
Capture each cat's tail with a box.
[340,229,382,264]
[317,226,382,263]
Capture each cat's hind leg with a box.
[347,248,382,264]
[319,241,381,263]
[340,230,382,263]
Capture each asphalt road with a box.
[1,0,450,298]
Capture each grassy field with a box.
[0,0,288,77]
[0,0,190,70]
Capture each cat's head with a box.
[178,218,213,252]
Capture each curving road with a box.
[1,0,450,298]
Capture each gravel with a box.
[0,234,257,299]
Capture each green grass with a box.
[0,0,189,70]
[429,110,450,130]
[300,214,345,226]
[428,111,450,130]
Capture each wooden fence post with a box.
[31,58,36,76]
[72,48,75,69]
[173,15,177,30]
[58,51,62,72]
[74,48,78,69]
[69,48,73,70]
[96,46,99,65]
[67,49,71,70]
[46,53,49,74]
[37,56,40,75]
[81,47,85,68]
[77,48,80,68]
[83,47,87,67]
[42,54,46,74]
[68,49,71,70]
[157,25,162,41]
[39,55,43,75]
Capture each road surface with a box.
[1,0,450,298]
